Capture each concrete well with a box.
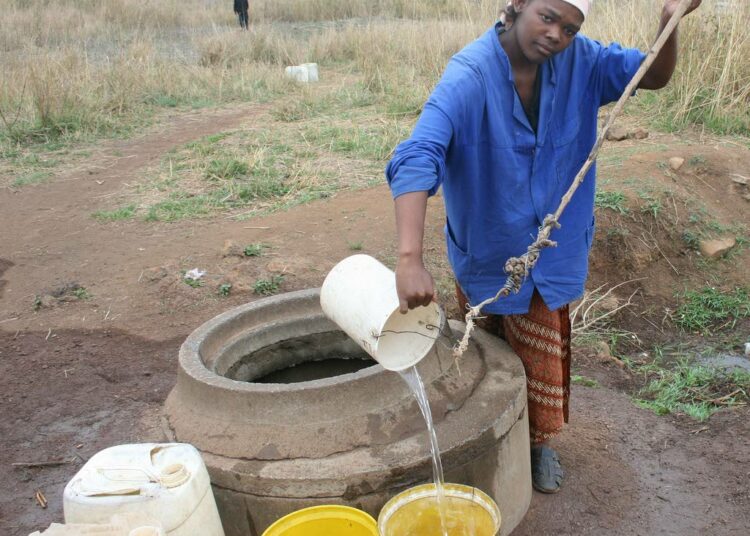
[164,289,531,535]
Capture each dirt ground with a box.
[1,106,749,535]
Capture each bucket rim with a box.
[262,505,378,536]
[377,483,502,535]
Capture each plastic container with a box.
[29,514,164,535]
[284,63,319,83]
[129,528,164,536]
[378,483,502,536]
[63,443,224,536]
[262,505,378,536]
[320,254,444,371]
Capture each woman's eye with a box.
[541,15,552,23]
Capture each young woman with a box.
[387,0,701,493]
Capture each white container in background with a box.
[284,63,319,83]
[320,254,444,371]
[63,443,224,536]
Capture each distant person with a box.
[234,0,249,30]
[387,0,701,494]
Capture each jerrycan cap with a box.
[159,463,190,488]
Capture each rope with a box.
[454,0,694,359]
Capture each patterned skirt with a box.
[456,286,571,444]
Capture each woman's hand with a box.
[662,0,702,18]
[395,255,435,313]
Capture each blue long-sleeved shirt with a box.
[386,23,645,314]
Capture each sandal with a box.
[530,445,564,494]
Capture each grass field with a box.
[1,0,748,154]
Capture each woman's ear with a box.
[514,0,530,14]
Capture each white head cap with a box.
[504,0,592,20]
[561,0,591,18]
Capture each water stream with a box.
[399,365,449,536]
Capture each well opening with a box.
[223,330,377,383]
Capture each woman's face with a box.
[512,0,584,63]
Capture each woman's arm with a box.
[394,191,434,313]
[639,0,702,90]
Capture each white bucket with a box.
[63,443,224,536]
[320,254,444,371]
[284,63,319,83]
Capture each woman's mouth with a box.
[536,43,554,57]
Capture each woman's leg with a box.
[457,285,570,492]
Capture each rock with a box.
[699,236,736,258]
[669,157,685,171]
[606,127,629,142]
[731,175,748,186]
[745,343,750,358]
[594,341,612,359]
[38,295,57,309]
[632,128,649,140]
[222,239,244,258]
[142,266,168,282]
[266,260,288,274]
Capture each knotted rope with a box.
[454,0,694,359]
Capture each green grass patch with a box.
[571,375,600,388]
[304,123,409,161]
[675,287,750,334]
[635,361,750,421]
[254,275,284,296]
[243,243,267,257]
[205,157,249,182]
[93,205,137,221]
[594,190,628,214]
[72,287,91,300]
[144,194,215,222]
[638,191,663,218]
[218,283,232,297]
[11,171,52,187]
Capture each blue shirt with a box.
[386,24,645,314]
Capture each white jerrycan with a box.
[63,443,224,536]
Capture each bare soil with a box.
[1,107,748,535]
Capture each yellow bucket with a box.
[378,483,502,536]
[262,505,378,536]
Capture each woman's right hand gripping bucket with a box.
[320,254,444,371]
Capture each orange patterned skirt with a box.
[457,286,571,444]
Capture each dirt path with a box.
[1,107,749,535]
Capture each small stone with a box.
[632,128,649,140]
[731,175,748,186]
[669,157,685,171]
[745,343,750,358]
[143,266,168,282]
[594,341,612,360]
[699,236,737,258]
[39,295,57,308]
[222,239,243,258]
[606,127,629,142]
[266,260,288,274]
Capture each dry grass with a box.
[1,0,748,158]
